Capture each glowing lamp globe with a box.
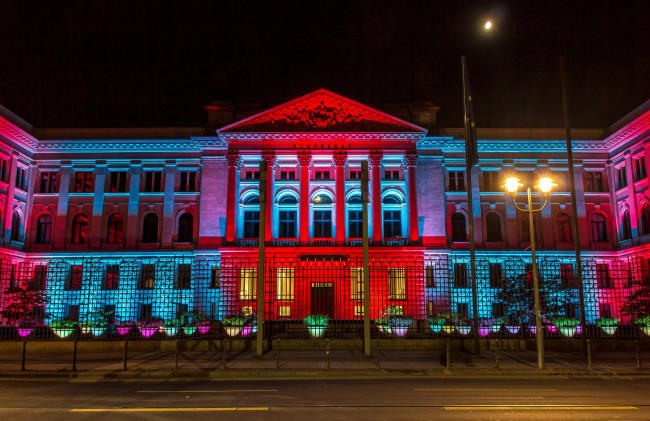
[504,177,521,195]
[484,20,493,30]
[536,177,556,195]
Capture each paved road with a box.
[0,378,649,420]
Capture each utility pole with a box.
[362,161,371,357]
[256,160,267,357]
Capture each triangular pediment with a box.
[218,89,427,134]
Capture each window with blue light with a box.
[383,210,401,238]
[314,210,332,238]
[243,211,260,238]
[279,211,296,237]
[139,264,155,289]
[348,210,363,238]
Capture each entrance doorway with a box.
[311,282,334,318]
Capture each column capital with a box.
[262,150,276,165]
[226,150,240,167]
[297,150,312,166]
[333,150,348,166]
[369,151,383,167]
[404,151,418,167]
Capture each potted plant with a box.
[427,314,447,333]
[180,310,207,335]
[553,316,580,337]
[136,319,162,337]
[162,318,181,336]
[49,319,77,339]
[83,308,113,336]
[478,317,503,336]
[374,316,391,334]
[116,320,134,336]
[387,314,413,337]
[635,315,650,336]
[241,318,257,336]
[454,314,472,335]
[596,317,620,336]
[303,314,328,337]
[1,279,49,338]
[222,314,249,337]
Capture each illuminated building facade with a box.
[0,89,649,335]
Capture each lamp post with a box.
[503,176,556,370]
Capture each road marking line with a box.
[444,405,637,411]
[137,390,278,393]
[70,407,269,412]
[415,389,558,392]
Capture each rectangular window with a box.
[313,210,332,238]
[349,169,361,180]
[67,265,83,290]
[561,264,574,287]
[245,170,260,180]
[240,268,257,300]
[210,267,220,289]
[565,302,578,319]
[615,166,627,190]
[278,305,291,318]
[67,305,80,322]
[384,169,400,180]
[448,171,465,191]
[143,171,162,192]
[32,265,47,291]
[176,263,192,289]
[104,305,116,324]
[488,263,503,288]
[73,171,93,193]
[15,167,27,191]
[348,210,363,238]
[482,171,501,191]
[492,302,505,318]
[140,304,152,321]
[425,265,435,288]
[453,263,469,288]
[383,210,401,238]
[276,267,295,301]
[139,264,155,289]
[176,303,189,318]
[598,302,613,319]
[596,264,613,289]
[108,171,128,193]
[388,267,406,300]
[280,170,296,180]
[243,211,260,238]
[179,171,197,192]
[457,303,469,318]
[39,172,58,193]
[634,156,647,182]
[278,210,297,238]
[351,268,364,300]
[314,170,331,180]
[0,159,9,183]
[584,171,604,193]
[104,264,120,290]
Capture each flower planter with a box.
[478,327,491,337]
[80,325,92,334]
[197,325,210,334]
[391,326,409,337]
[163,327,179,336]
[557,326,578,337]
[307,325,326,337]
[442,325,455,334]
[457,326,471,335]
[429,324,443,333]
[241,325,253,336]
[490,325,502,334]
[600,325,617,336]
[17,328,33,337]
[640,326,650,336]
[91,327,107,336]
[528,326,537,335]
[506,325,520,335]
[52,328,75,339]
[116,326,132,335]
[138,326,158,337]
[183,326,197,335]
[546,325,558,333]
[224,326,242,337]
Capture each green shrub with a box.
[304,314,329,326]
[596,317,619,327]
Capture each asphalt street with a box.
[0,377,649,420]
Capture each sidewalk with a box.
[0,348,648,380]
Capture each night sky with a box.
[1,1,649,130]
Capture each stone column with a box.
[54,163,72,249]
[298,151,312,245]
[405,152,419,243]
[161,160,176,248]
[333,151,347,245]
[126,161,142,247]
[89,162,106,248]
[369,151,383,244]
[225,151,240,243]
[262,151,276,243]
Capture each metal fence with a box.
[0,251,649,342]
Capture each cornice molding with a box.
[219,132,424,143]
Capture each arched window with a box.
[485,212,501,242]
[451,212,467,242]
[591,213,607,242]
[347,195,363,238]
[621,209,632,241]
[142,213,159,243]
[641,204,650,235]
[556,213,572,242]
[242,193,260,239]
[177,213,194,243]
[106,213,124,243]
[277,194,298,238]
[382,195,402,238]
[36,214,52,244]
[71,214,88,244]
[244,195,260,205]
[10,211,21,242]
[313,194,333,238]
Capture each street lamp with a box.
[503,176,556,369]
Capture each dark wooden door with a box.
[311,283,334,318]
